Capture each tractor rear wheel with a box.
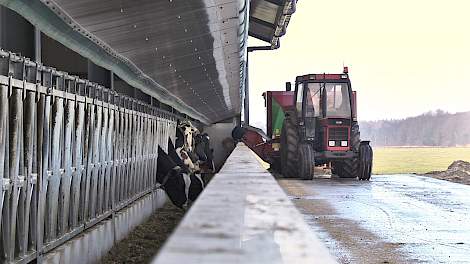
[280,116,298,178]
[351,122,361,152]
[337,159,359,178]
[298,144,314,180]
[358,142,373,180]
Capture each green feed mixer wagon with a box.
[234,67,373,180]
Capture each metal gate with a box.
[0,51,178,263]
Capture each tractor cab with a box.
[280,67,373,180]
[292,67,357,157]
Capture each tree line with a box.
[360,110,470,147]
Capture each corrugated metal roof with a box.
[0,0,295,123]
[1,0,248,124]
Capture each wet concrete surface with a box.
[278,174,470,264]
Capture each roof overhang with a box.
[249,0,296,49]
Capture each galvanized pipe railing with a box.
[0,50,178,263]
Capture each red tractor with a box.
[235,67,373,180]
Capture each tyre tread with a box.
[281,114,299,178]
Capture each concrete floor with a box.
[279,175,470,264]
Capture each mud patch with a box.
[100,203,185,264]
[424,160,470,185]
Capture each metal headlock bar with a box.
[0,49,178,263]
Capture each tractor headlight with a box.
[328,140,335,147]
[341,140,348,147]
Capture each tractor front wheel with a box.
[298,143,315,180]
[358,142,373,180]
[336,159,359,178]
[331,162,343,176]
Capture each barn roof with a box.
[0,0,297,124]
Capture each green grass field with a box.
[373,147,470,174]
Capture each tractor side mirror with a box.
[285,82,291,91]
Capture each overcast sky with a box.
[248,0,470,130]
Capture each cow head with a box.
[176,147,200,173]
[194,133,212,162]
[177,120,199,152]
[168,138,190,174]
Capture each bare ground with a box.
[423,160,470,185]
[100,202,185,264]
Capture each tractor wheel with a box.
[337,159,359,178]
[335,122,361,179]
[298,144,315,180]
[331,162,343,176]
[358,142,373,180]
[270,157,282,172]
[280,116,298,178]
[331,164,337,175]
[351,122,361,152]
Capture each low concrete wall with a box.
[152,144,336,264]
[203,117,238,170]
[43,189,167,264]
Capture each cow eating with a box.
[156,137,206,208]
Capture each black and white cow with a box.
[157,146,187,208]
[177,120,199,152]
[176,121,200,165]
[194,133,215,173]
[156,138,206,208]
[176,121,215,174]
[168,139,204,202]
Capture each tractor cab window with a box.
[296,83,304,114]
[306,83,321,117]
[325,83,351,117]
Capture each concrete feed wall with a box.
[153,144,336,264]
[43,189,167,264]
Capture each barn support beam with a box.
[34,27,41,62]
[244,53,250,125]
